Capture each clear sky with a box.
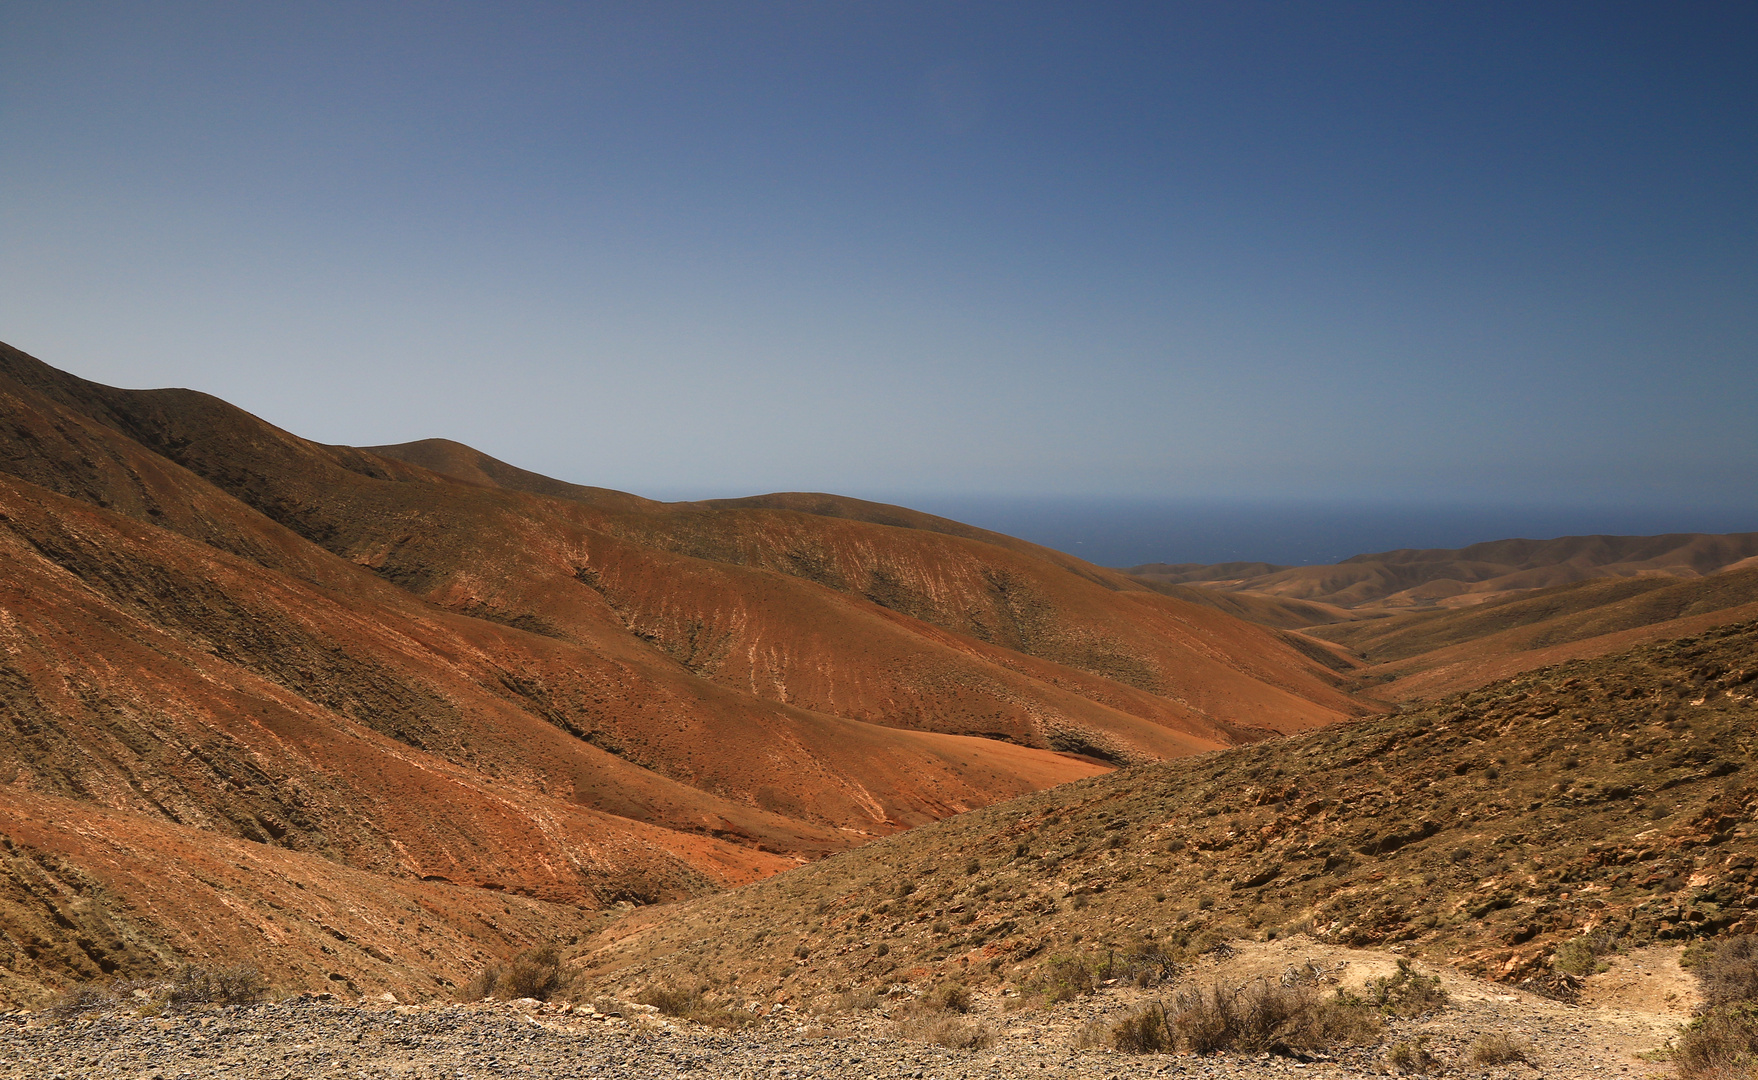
[3,2,1755,520]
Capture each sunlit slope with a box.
[1315,566,1758,700]
[1143,533,1758,612]
[573,620,1758,1007]
[0,785,602,1007]
[367,450,1366,745]
[0,338,1360,880]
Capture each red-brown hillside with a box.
[0,339,1367,1003]
[1139,533,1758,613]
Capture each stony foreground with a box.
[0,945,1691,1080]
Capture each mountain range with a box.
[0,340,1355,1004]
[1,338,1754,1008]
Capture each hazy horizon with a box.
[3,3,1754,513]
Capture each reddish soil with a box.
[0,340,1366,1004]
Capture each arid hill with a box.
[1132,533,1758,613]
[571,620,1758,1010]
[1312,564,1758,700]
[1134,534,1758,700]
[0,340,1366,1005]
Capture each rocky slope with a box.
[0,340,1367,1005]
[1314,564,1758,700]
[571,620,1758,1011]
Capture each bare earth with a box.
[1,941,1696,1079]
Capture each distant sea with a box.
[887,498,1758,569]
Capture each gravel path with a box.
[0,983,1683,1080]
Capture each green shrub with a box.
[1365,959,1448,1017]
[1552,930,1617,976]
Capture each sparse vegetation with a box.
[1162,979,1381,1055]
[565,621,1758,1067]
[898,1014,995,1050]
[50,965,268,1017]
[1364,960,1448,1017]
[1678,936,1758,1078]
[1552,930,1617,976]
[633,982,759,1029]
[1024,956,1096,1004]
[463,945,571,1002]
[1384,1035,1440,1074]
[1468,1032,1534,1065]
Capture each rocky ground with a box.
[570,622,1758,1013]
[1,941,1695,1079]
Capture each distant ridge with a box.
[1138,531,1758,702]
[1131,532,1758,612]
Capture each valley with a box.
[1,342,1754,1074]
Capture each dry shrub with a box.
[463,945,570,1002]
[1678,1003,1758,1079]
[831,986,884,1012]
[1027,956,1096,1004]
[1468,1032,1535,1065]
[900,1015,994,1050]
[633,982,758,1029]
[684,1003,761,1029]
[1666,942,1758,1080]
[164,965,268,1007]
[1697,937,1758,1008]
[48,983,114,1018]
[52,965,268,1017]
[1678,940,1758,1080]
[931,982,972,1013]
[1167,980,1380,1055]
[1107,1006,1171,1053]
[893,981,973,1022]
[1365,960,1448,1017]
[635,983,702,1016]
[1384,1035,1440,1074]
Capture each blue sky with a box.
[3,2,1754,520]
